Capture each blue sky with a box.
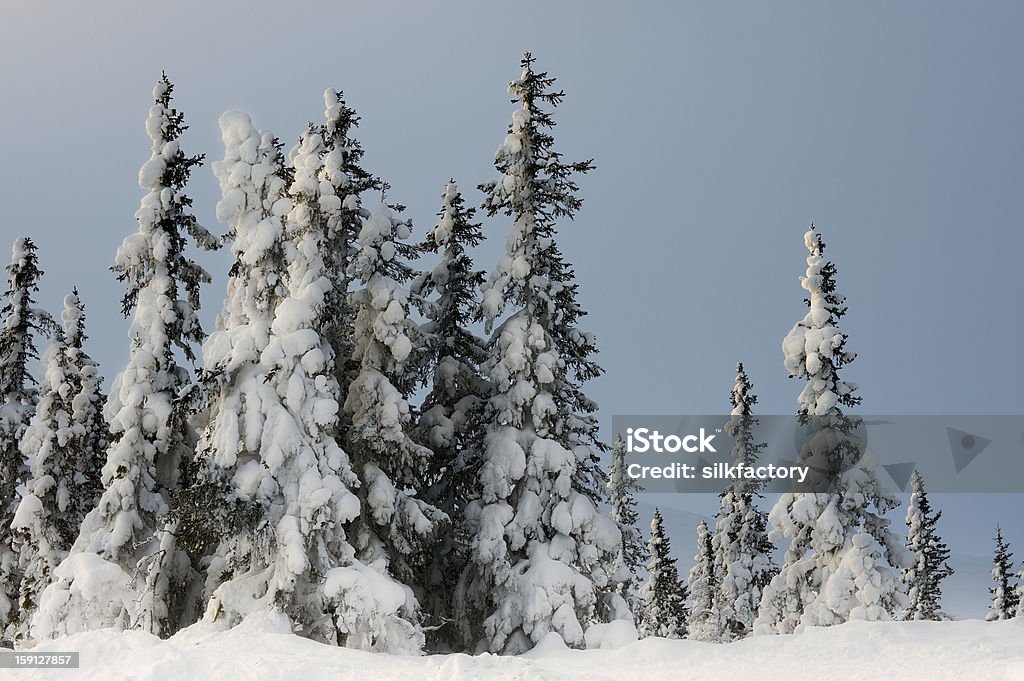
[2,1,1022,561]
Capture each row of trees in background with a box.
[0,54,1019,656]
[624,224,1022,639]
[616,361,1017,642]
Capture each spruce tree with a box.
[186,115,425,652]
[33,74,213,640]
[987,527,1018,621]
[343,194,444,611]
[312,96,446,618]
[10,292,106,642]
[607,432,647,617]
[713,363,775,640]
[289,125,425,651]
[58,291,107,515]
[1016,566,1024,618]
[640,509,687,639]
[0,237,51,635]
[755,225,908,634]
[902,470,953,620]
[186,111,291,632]
[410,180,489,648]
[456,53,620,653]
[687,520,720,641]
[320,90,382,408]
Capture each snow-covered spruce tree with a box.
[0,237,52,635]
[1016,567,1024,618]
[1017,567,1024,618]
[902,470,953,621]
[987,527,1019,621]
[33,75,214,640]
[342,192,444,620]
[55,291,107,516]
[319,90,382,406]
[314,92,444,633]
[410,180,489,647]
[183,112,290,629]
[183,116,423,652]
[455,53,621,653]
[9,292,107,642]
[640,509,687,639]
[713,363,775,640]
[755,224,908,635]
[687,520,720,641]
[606,432,647,617]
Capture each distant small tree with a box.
[902,470,953,620]
[1016,564,1024,618]
[687,520,720,641]
[987,527,1019,621]
[713,363,775,640]
[607,432,647,617]
[640,509,688,638]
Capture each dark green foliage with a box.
[641,508,688,638]
[902,470,954,621]
[987,527,1018,621]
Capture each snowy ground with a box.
[12,616,1024,681]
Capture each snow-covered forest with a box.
[1,48,1023,679]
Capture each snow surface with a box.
[13,617,1024,680]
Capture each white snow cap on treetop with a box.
[11,236,30,264]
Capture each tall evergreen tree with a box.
[320,90,382,409]
[186,115,425,652]
[987,527,1018,621]
[687,520,720,641]
[0,237,51,635]
[185,111,292,633]
[313,96,445,618]
[640,509,687,639]
[58,291,107,514]
[33,74,213,640]
[456,53,620,653]
[342,194,444,615]
[755,225,908,634]
[606,432,647,617]
[410,180,489,648]
[902,470,953,621]
[713,363,775,641]
[10,292,107,642]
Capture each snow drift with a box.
[12,617,1024,681]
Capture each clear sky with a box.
[2,1,1021,559]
